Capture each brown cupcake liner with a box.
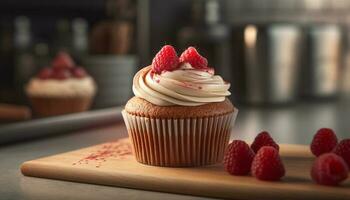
[122,109,238,167]
[29,96,93,117]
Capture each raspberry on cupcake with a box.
[25,52,97,117]
[179,46,208,69]
[151,45,179,73]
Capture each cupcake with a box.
[25,52,97,117]
[122,45,238,167]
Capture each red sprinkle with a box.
[150,71,155,79]
[205,68,215,74]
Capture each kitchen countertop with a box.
[1,98,349,200]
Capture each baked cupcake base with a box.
[122,96,238,167]
[123,110,237,167]
[29,96,93,117]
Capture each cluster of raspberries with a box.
[224,128,349,186]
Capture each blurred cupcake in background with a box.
[25,52,97,117]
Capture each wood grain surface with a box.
[21,138,350,200]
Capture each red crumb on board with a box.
[73,139,133,168]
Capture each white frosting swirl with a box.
[133,63,231,106]
[26,77,97,97]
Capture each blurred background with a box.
[0,0,349,141]
[1,1,350,198]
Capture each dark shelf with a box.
[0,107,123,145]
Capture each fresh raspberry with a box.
[179,46,208,69]
[251,146,285,181]
[37,67,53,79]
[52,52,75,69]
[333,139,350,167]
[310,128,338,157]
[151,45,179,74]
[71,67,87,78]
[251,131,280,153]
[52,68,71,80]
[311,153,348,186]
[223,140,255,175]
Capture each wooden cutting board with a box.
[21,138,350,200]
